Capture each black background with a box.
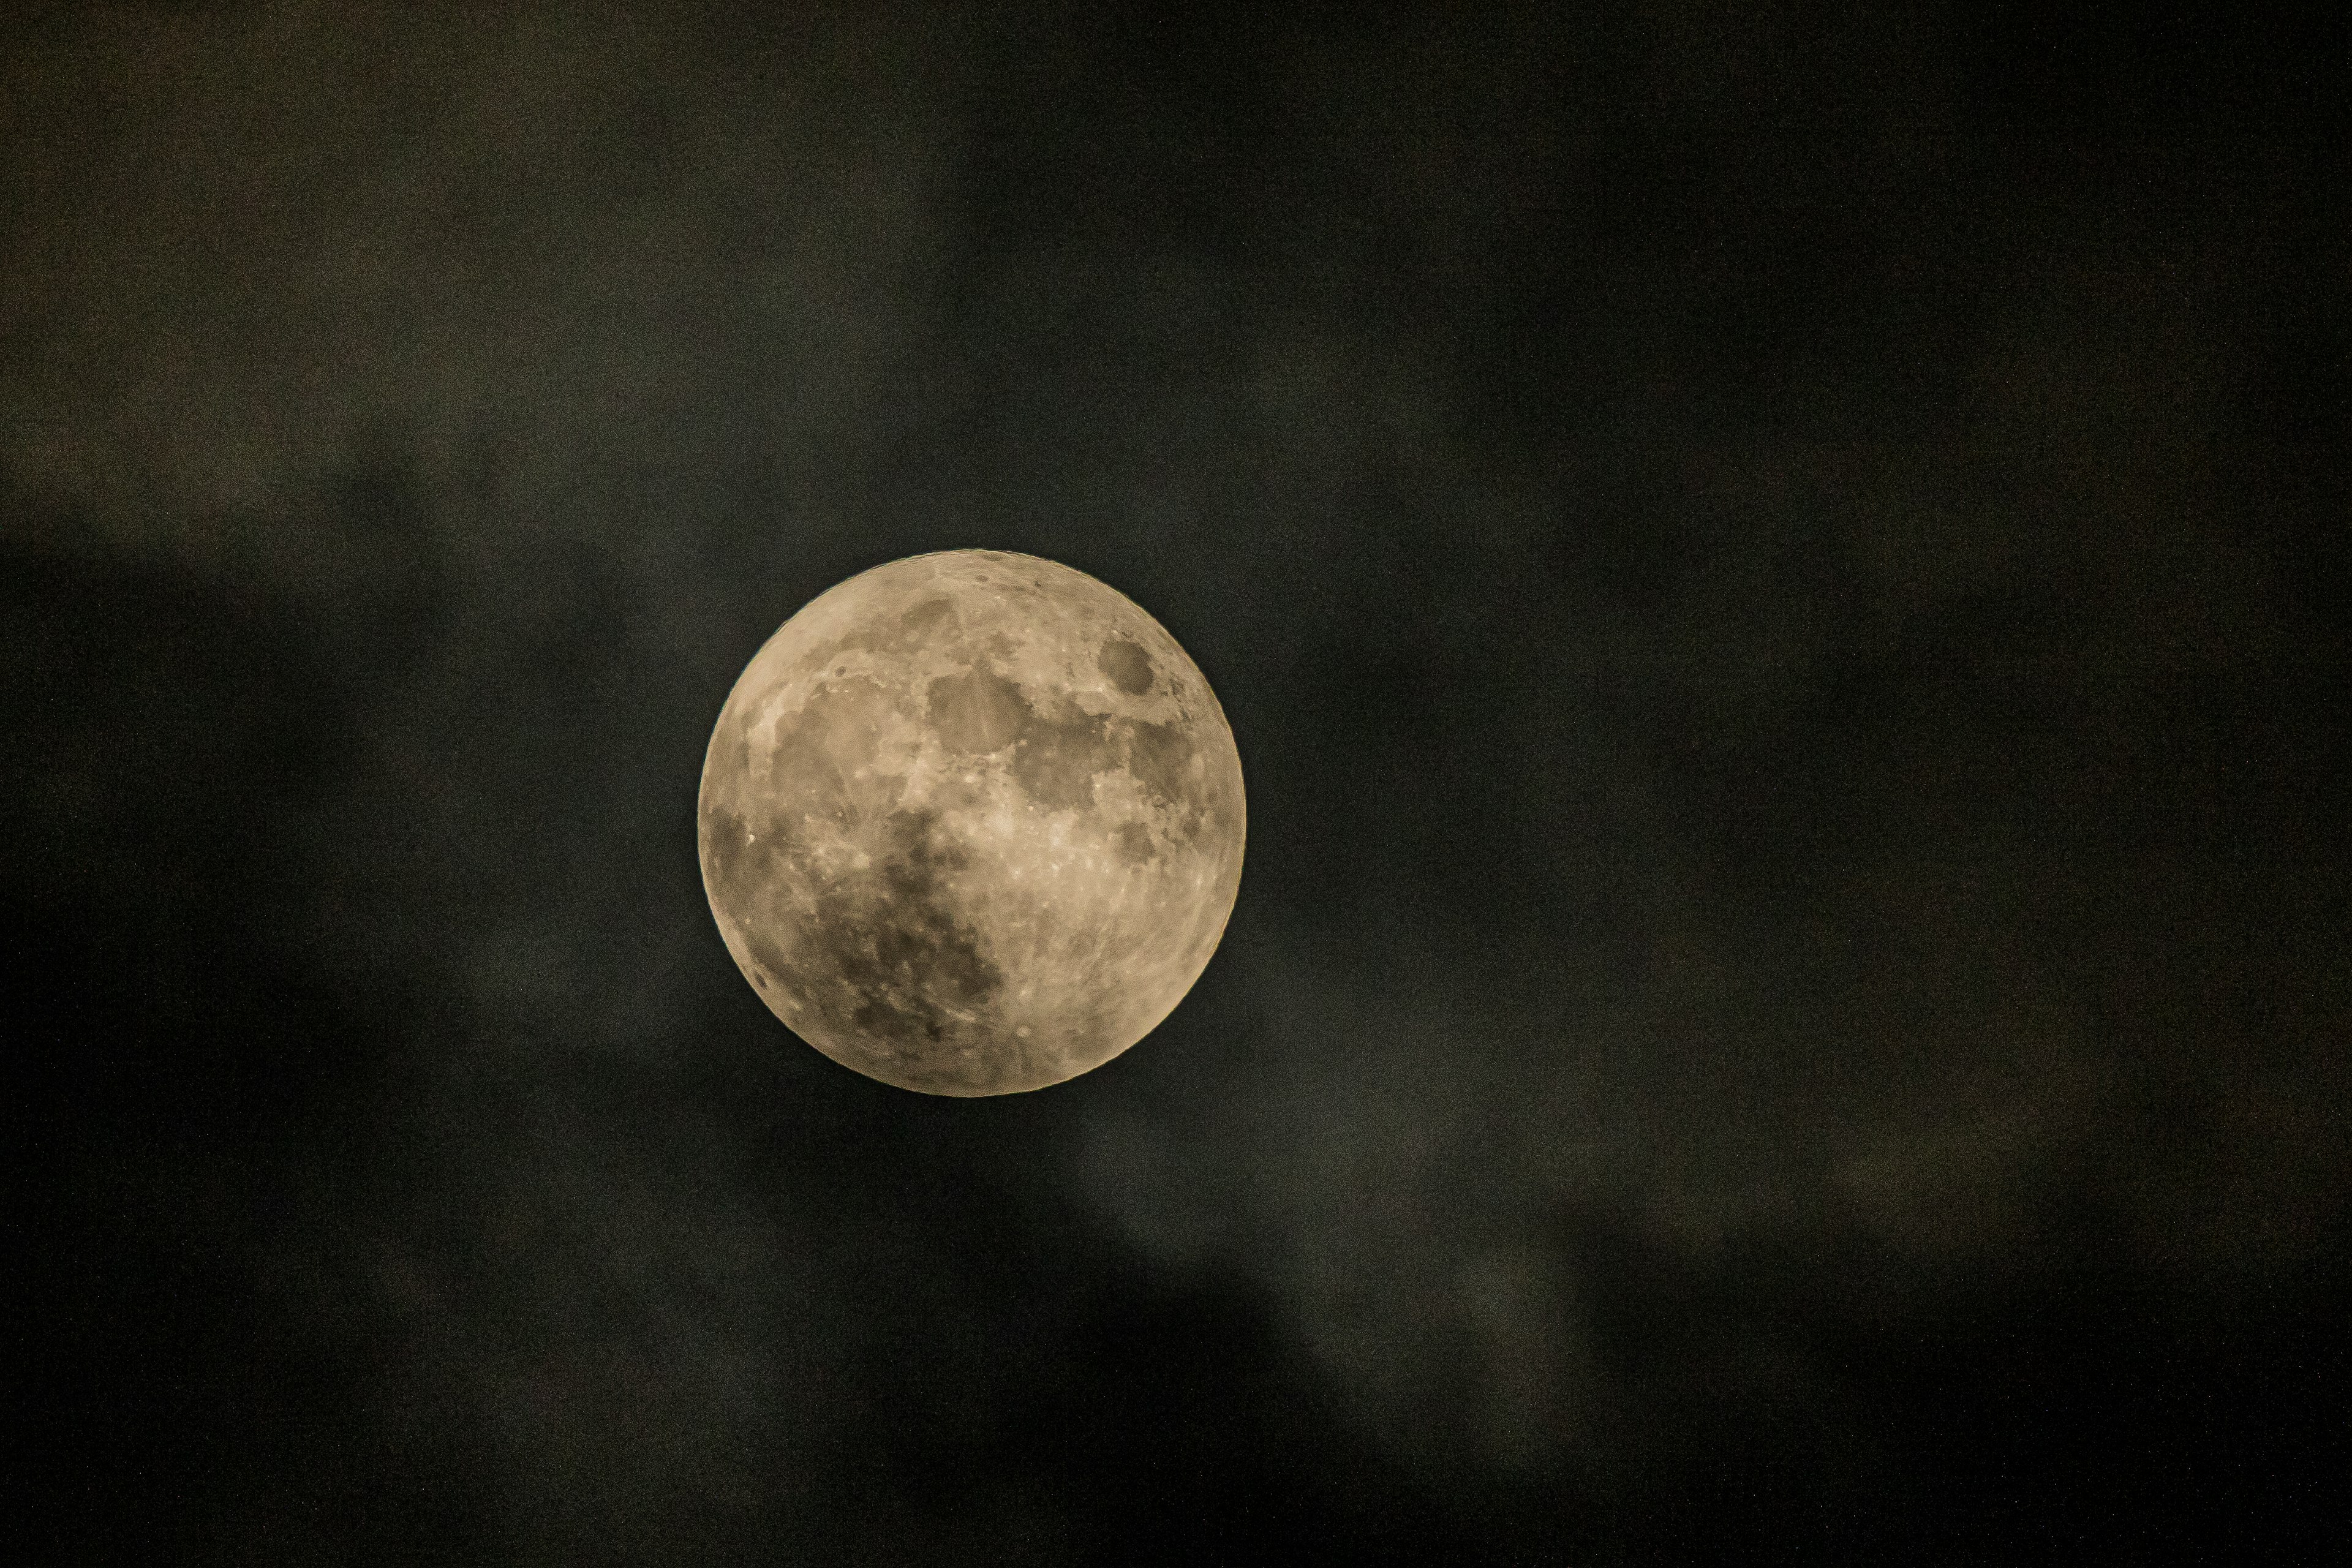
[7,3,2348,1562]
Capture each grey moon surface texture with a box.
[697,551,1246,1095]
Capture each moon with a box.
[696,550,1246,1095]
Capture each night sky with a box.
[8,3,2348,1562]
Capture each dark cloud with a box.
[9,1,2348,1561]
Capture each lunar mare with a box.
[697,551,1245,1095]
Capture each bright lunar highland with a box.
[697,551,1246,1095]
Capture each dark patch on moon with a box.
[927,665,1031,755]
[1098,638,1154,695]
[736,895,805,1017]
[1115,821,1155,865]
[1126,720,1199,830]
[832,595,953,663]
[753,809,1007,1079]
[899,597,952,636]
[1010,699,1114,812]
[767,678,895,824]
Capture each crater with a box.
[1098,638,1154,695]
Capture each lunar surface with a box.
[697,551,1246,1095]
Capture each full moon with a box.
[697,550,1246,1095]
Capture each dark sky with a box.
[8,2,2348,1562]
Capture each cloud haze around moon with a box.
[7,2,2346,1560]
